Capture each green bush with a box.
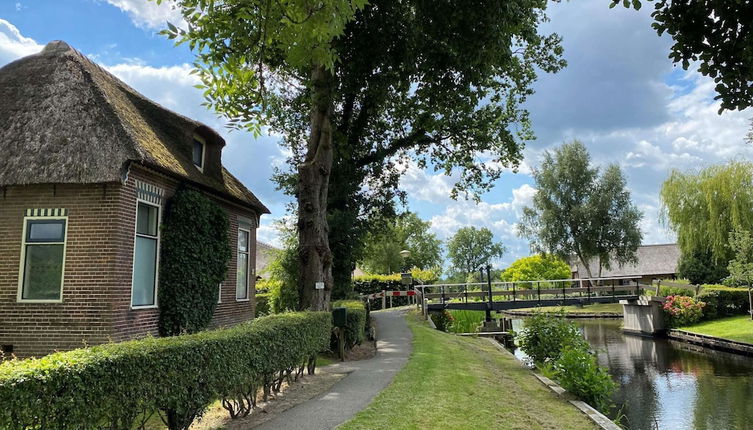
[0,312,331,430]
[551,346,616,413]
[697,285,750,319]
[159,188,231,336]
[660,285,697,297]
[332,300,368,349]
[515,311,588,364]
[430,310,454,332]
[256,293,271,316]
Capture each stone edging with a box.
[484,338,620,430]
[502,310,623,319]
[667,329,753,356]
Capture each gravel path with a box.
[254,308,413,430]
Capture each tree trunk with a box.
[298,65,335,311]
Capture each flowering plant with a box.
[663,295,705,327]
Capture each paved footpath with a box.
[255,308,413,430]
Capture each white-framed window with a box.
[131,200,160,308]
[17,212,68,302]
[218,282,223,304]
[192,135,205,172]
[236,227,250,301]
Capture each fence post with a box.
[382,290,386,309]
[465,285,468,303]
[562,281,566,301]
[512,282,516,301]
[537,281,541,304]
[587,280,591,304]
[612,282,616,302]
[389,293,393,308]
[442,286,446,304]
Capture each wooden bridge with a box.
[421,276,646,312]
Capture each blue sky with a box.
[2,0,752,268]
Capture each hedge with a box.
[0,312,331,430]
[332,300,368,349]
[256,293,271,316]
[697,285,750,319]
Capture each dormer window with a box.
[192,136,205,171]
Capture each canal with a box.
[511,318,753,430]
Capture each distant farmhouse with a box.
[0,41,269,357]
[570,244,680,285]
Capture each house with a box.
[0,41,270,358]
[570,244,681,284]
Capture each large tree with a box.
[519,141,643,279]
[447,227,505,279]
[359,212,443,275]
[616,0,753,112]
[167,0,564,309]
[660,161,753,272]
[726,227,753,320]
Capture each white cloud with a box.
[0,19,42,65]
[104,0,185,31]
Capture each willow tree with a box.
[660,161,753,273]
[161,0,366,310]
[519,141,643,279]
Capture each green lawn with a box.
[679,315,753,344]
[512,303,623,315]
[340,312,596,430]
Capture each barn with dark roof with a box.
[0,41,270,358]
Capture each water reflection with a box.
[512,318,753,430]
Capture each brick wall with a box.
[0,165,259,358]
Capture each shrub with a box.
[552,346,616,413]
[256,293,271,316]
[515,311,588,364]
[430,310,455,332]
[662,295,705,327]
[0,312,331,430]
[332,300,368,349]
[697,285,750,319]
[660,285,697,297]
[678,249,728,285]
[158,188,231,336]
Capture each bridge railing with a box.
[419,276,649,306]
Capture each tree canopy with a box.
[359,212,443,275]
[501,254,571,282]
[447,226,505,278]
[661,161,753,268]
[519,141,643,279]
[615,0,753,112]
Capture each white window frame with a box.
[130,199,161,309]
[218,282,223,304]
[236,227,251,302]
[17,215,68,303]
[193,135,206,172]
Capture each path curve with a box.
[254,308,413,430]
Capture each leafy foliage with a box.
[360,212,443,274]
[261,222,300,312]
[661,162,753,271]
[614,0,753,112]
[697,285,751,319]
[447,227,505,278]
[678,249,728,285]
[0,312,331,430]
[663,295,705,328]
[519,141,643,279]
[516,311,588,365]
[550,346,616,413]
[430,310,455,332]
[255,292,271,316]
[332,300,368,349]
[501,254,571,283]
[159,188,231,336]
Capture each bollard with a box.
[382,290,386,309]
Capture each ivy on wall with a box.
[159,187,231,336]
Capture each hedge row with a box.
[332,300,368,349]
[697,285,750,319]
[0,312,331,430]
[256,292,272,316]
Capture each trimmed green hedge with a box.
[697,285,750,319]
[0,312,331,430]
[256,293,271,316]
[332,300,368,349]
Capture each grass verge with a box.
[340,312,596,430]
[678,315,753,344]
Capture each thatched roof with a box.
[0,40,269,214]
[570,244,681,278]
